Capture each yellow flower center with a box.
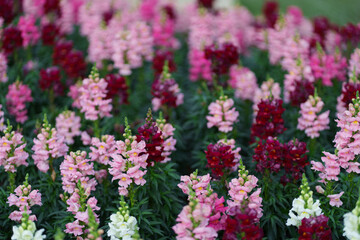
[69,167,73,170]
[99,145,105,149]
[133,152,138,156]
[121,177,127,181]
[239,190,245,194]
[3,142,7,146]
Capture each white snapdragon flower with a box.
[11,224,45,240]
[107,198,141,240]
[344,194,360,240]
[286,174,323,228]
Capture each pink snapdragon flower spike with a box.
[60,151,97,194]
[68,82,82,109]
[0,51,8,83]
[0,124,29,173]
[188,48,212,82]
[79,66,112,121]
[297,93,330,139]
[0,104,5,131]
[206,95,239,133]
[7,174,42,222]
[328,192,344,207]
[109,119,148,196]
[283,58,314,104]
[310,46,347,86]
[18,16,40,47]
[152,10,179,49]
[349,48,360,80]
[55,111,81,145]
[32,115,68,174]
[173,193,218,240]
[60,151,100,238]
[6,82,33,123]
[111,21,153,76]
[175,171,227,238]
[229,65,258,101]
[227,161,263,221]
[89,134,116,183]
[156,117,177,163]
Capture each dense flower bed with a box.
[0,0,360,239]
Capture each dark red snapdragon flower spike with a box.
[205,143,236,178]
[136,109,164,165]
[251,98,285,141]
[61,50,86,79]
[39,66,64,95]
[281,139,308,184]
[0,0,14,24]
[263,1,278,28]
[53,41,73,66]
[151,77,178,109]
[2,26,23,54]
[102,10,114,25]
[253,136,283,173]
[162,5,176,20]
[197,0,214,9]
[105,73,129,104]
[44,0,61,15]
[341,23,360,46]
[223,207,264,240]
[341,82,360,108]
[290,80,315,107]
[152,50,176,77]
[41,23,59,45]
[204,42,239,76]
[313,17,331,40]
[298,215,332,240]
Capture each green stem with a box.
[309,138,316,158]
[8,171,16,193]
[49,88,55,114]
[94,119,100,138]
[49,157,56,181]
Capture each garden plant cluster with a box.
[1,0,360,239]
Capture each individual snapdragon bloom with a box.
[7,175,42,222]
[229,66,258,102]
[107,197,141,240]
[227,161,263,221]
[32,115,68,173]
[156,116,177,163]
[206,95,239,133]
[79,66,112,121]
[6,82,33,123]
[286,175,322,227]
[109,119,148,196]
[298,93,330,138]
[0,124,28,173]
[343,193,360,239]
[55,111,81,145]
